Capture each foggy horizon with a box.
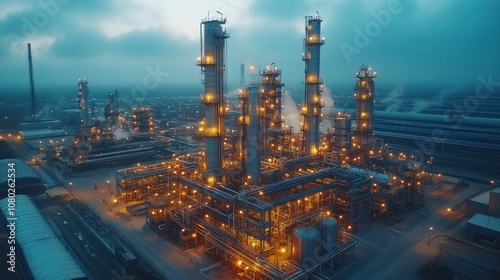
[1,0,499,94]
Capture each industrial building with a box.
[328,109,500,180]
[104,14,432,279]
[466,188,500,248]
[0,195,87,279]
[43,79,172,172]
[0,159,45,198]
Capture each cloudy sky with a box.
[1,0,499,96]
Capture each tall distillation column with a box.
[132,107,154,133]
[333,113,351,164]
[260,64,284,155]
[104,90,119,126]
[238,87,261,185]
[352,64,376,163]
[240,63,245,87]
[197,15,229,171]
[301,15,325,156]
[77,79,90,125]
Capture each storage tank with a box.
[318,216,338,253]
[334,113,351,151]
[292,227,320,266]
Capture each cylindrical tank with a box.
[247,86,260,184]
[292,227,320,266]
[318,217,338,253]
[334,114,351,150]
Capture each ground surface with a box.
[339,182,500,280]
[5,137,500,280]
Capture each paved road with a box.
[341,184,486,280]
[69,173,207,280]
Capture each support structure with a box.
[302,15,325,156]
[197,15,229,171]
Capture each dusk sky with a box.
[1,0,499,95]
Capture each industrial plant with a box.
[1,10,499,280]
[67,14,430,279]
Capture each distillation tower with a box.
[104,90,119,126]
[132,107,154,133]
[77,79,90,126]
[333,112,352,163]
[260,64,284,155]
[352,64,376,163]
[238,87,261,185]
[197,15,230,171]
[301,15,325,156]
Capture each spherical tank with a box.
[318,217,338,253]
[292,227,320,266]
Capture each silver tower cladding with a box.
[197,15,229,171]
[27,43,36,118]
[301,15,325,156]
[238,87,261,185]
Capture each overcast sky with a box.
[1,0,499,95]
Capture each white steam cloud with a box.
[409,86,458,113]
[381,87,404,112]
[320,85,335,133]
[282,90,301,130]
[113,127,130,140]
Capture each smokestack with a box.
[197,15,229,171]
[27,43,36,119]
[352,64,376,162]
[240,63,245,87]
[302,15,325,156]
[238,87,260,185]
